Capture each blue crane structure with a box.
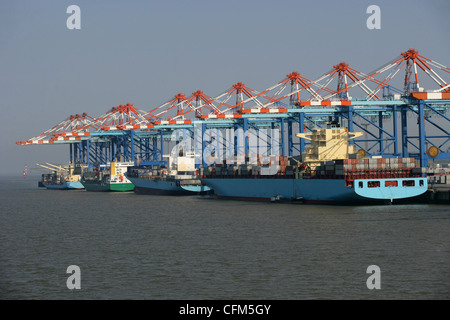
[17,49,450,170]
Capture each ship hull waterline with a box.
[127,176,212,196]
[40,181,85,190]
[81,182,135,192]
[200,177,428,204]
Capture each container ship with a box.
[38,162,85,190]
[126,153,212,195]
[81,161,135,192]
[199,124,428,204]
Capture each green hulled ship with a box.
[81,161,135,192]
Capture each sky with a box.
[0,0,449,175]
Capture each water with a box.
[0,175,449,299]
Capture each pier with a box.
[426,173,450,204]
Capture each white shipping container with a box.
[261,167,278,175]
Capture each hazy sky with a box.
[1,0,449,175]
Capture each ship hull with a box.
[200,177,427,204]
[127,176,211,195]
[82,181,135,192]
[41,181,85,190]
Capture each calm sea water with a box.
[0,175,449,300]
